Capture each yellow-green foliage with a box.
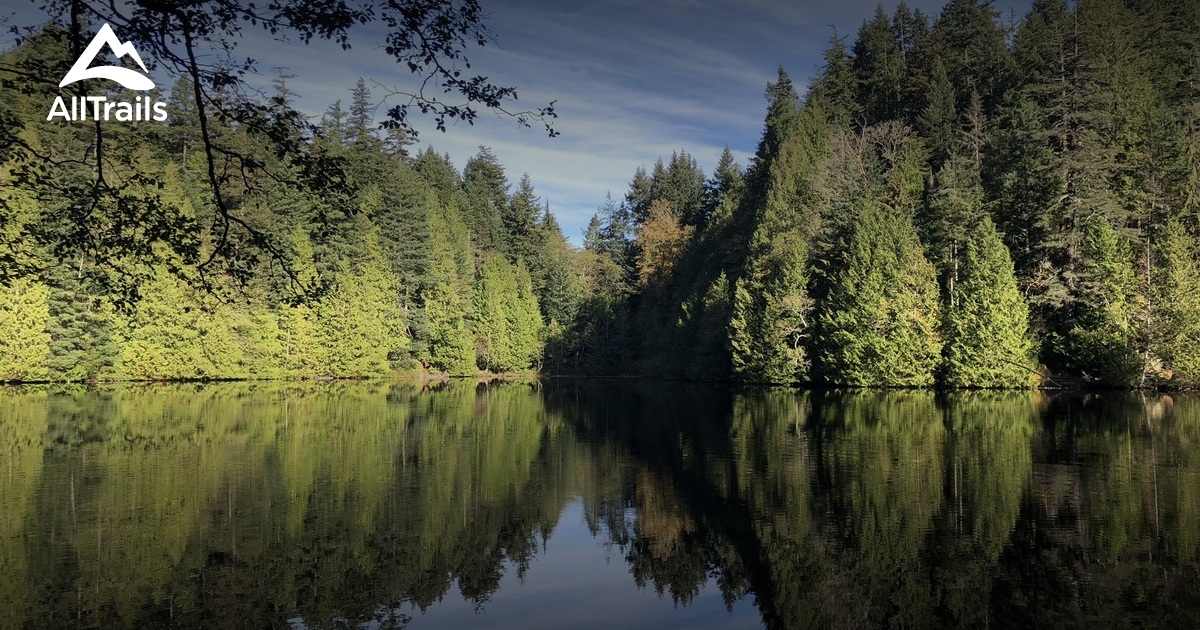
[0,279,52,382]
[943,217,1037,388]
[1153,220,1200,387]
[117,268,245,380]
[817,203,943,386]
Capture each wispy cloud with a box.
[3,0,1032,245]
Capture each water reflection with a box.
[1,381,1199,627]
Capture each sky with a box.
[3,0,1029,244]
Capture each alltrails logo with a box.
[47,23,168,122]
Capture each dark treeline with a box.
[3,0,1200,388]
[571,0,1200,388]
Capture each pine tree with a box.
[0,278,51,382]
[816,203,942,386]
[943,217,1037,388]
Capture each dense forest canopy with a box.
[1,0,1199,388]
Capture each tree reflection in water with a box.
[1,381,1200,627]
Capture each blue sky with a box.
[274,0,1028,243]
[3,0,1029,244]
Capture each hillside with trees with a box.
[567,0,1200,389]
[3,0,1200,389]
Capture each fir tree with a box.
[919,61,957,167]
[318,226,406,377]
[118,268,244,380]
[807,34,859,128]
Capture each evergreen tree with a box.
[728,75,829,384]
[932,0,1014,117]
[1150,220,1200,387]
[816,203,943,386]
[118,268,245,380]
[650,151,707,229]
[921,155,987,295]
[853,6,906,124]
[540,229,583,328]
[462,146,509,251]
[0,279,51,382]
[277,227,325,377]
[807,34,859,127]
[473,256,542,372]
[503,175,547,282]
[318,226,407,377]
[422,191,476,375]
[1061,216,1141,386]
[943,217,1037,387]
[702,147,744,229]
[510,261,544,369]
[474,255,519,372]
[919,61,957,167]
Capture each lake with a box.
[1,380,1198,628]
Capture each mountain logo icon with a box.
[59,23,155,91]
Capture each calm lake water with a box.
[1,380,1198,628]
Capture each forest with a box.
[1,0,1199,388]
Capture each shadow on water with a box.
[3,381,1200,627]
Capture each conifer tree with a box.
[474,255,518,372]
[702,148,744,229]
[1151,220,1200,387]
[318,227,406,377]
[919,61,957,167]
[921,155,987,295]
[422,191,476,375]
[727,72,827,384]
[943,217,1037,387]
[854,6,906,124]
[277,227,325,377]
[0,279,51,382]
[807,35,859,128]
[462,146,510,251]
[118,268,244,380]
[1063,217,1141,386]
[816,203,942,386]
[510,261,544,369]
